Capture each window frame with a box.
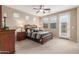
[50,16,57,29]
[42,17,49,29]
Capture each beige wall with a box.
[70,9,77,42]
[2,6,40,30]
[77,7,79,43]
[40,8,77,42]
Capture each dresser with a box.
[0,30,15,54]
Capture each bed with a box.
[24,25,53,44]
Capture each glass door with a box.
[59,13,70,39]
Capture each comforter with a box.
[27,31,53,40]
[26,30,53,44]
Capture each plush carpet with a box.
[15,38,79,54]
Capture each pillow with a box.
[33,28,39,32]
[35,28,39,30]
[34,30,38,32]
[27,29,31,33]
[30,29,34,32]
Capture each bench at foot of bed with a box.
[39,37,53,44]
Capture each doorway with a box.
[59,13,70,39]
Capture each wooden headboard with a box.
[31,25,37,28]
[24,24,37,32]
[24,24,37,29]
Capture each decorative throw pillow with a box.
[33,28,39,32]
[27,29,31,33]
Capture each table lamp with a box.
[19,25,24,32]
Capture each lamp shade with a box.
[3,13,7,17]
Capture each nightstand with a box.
[17,32,26,41]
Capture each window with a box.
[50,16,57,29]
[43,17,48,28]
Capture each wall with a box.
[70,9,77,42]
[0,5,2,29]
[40,8,77,42]
[77,7,79,43]
[2,6,40,30]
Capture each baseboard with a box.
[59,37,69,40]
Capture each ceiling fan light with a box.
[40,9,43,12]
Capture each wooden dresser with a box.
[0,30,15,54]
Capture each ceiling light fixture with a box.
[33,5,51,14]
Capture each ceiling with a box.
[7,5,78,16]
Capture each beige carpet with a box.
[15,38,79,54]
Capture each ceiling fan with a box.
[33,5,51,14]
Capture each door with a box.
[59,13,70,39]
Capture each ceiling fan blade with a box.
[33,8,39,10]
[43,11,45,14]
[36,11,40,13]
[40,5,42,9]
[44,8,50,10]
